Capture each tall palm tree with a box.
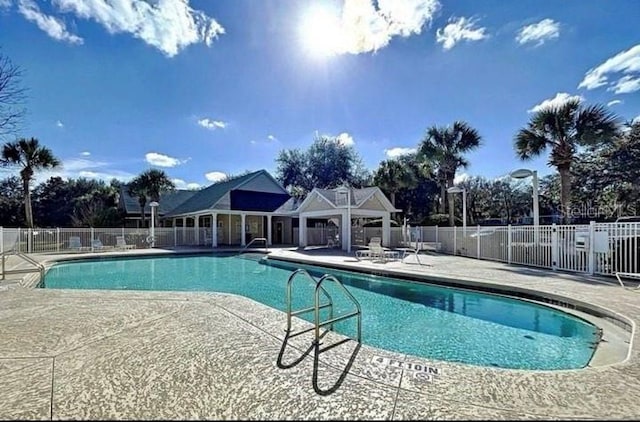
[1,137,60,228]
[133,169,175,228]
[126,177,148,228]
[514,99,620,223]
[418,121,482,226]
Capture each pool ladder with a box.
[285,269,362,346]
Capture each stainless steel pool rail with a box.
[285,269,362,345]
[241,237,269,253]
[1,251,45,285]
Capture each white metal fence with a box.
[2,222,638,277]
[417,222,640,276]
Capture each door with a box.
[275,221,283,244]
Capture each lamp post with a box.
[336,186,351,253]
[149,201,159,248]
[447,186,467,235]
[510,168,539,244]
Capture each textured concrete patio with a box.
[1,247,639,420]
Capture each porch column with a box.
[267,215,272,245]
[211,213,217,247]
[241,213,246,246]
[299,216,307,247]
[341,210,349,252]
[382,214,391,247]
[194,216,200,245]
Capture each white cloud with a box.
[578,44,640,92]
[205,171,227,182]
[516,18,560,47]
[0,0,11,8]
[528,92,584,113]
[18,0,83,45]
[633,115,640,124]
[267,135,277,142]
[435,16,488,50]
[23,0,227,57]
[300,0,440,55]
[33,157,135,185]
[80,151,91,156]
[172,178,201,190]
[56,120,64,128]
[453,173,469,184]
[384,147,416,158]
[607,99,622,107]
[197,118,227,130]
[608,75,640,94]
[145,152,184,167]
[335,132,355,146]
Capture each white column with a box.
[211,213,217,247]
[382,214,390,247]
[341,210,349,252]
[299,216,307,247]
[194,216,200,245]
[241,213,246,246]
[267,215,272,246]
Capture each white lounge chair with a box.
[356,237,388,261]
[615,272,640,291]
[68,236,87,252]
[91,239,109,252]
[116,235,135,250]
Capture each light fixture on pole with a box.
[149,201,159,248]
[447,186,467,235]
[336,186,351,253]
[509,169,539,228]
[510,168,539,244]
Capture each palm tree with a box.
[373,158,418,208]
[514,99,620,223]
[1,138,60,228]
[129,169,175,228]
[418,121,482,226]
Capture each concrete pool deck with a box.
[1,247,640,420]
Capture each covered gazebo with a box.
[295,186,401,252]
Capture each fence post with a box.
[476,225,481,258]
[507,224,512,264]
[435,225,438,245]
[174,226,177,247]
[551,223,558,271]
[28,228,32,253]
[588,220,595,275]
[0,226,3,255]
[56,228,60,252]
[17,227,20,253]
[453,226,457,255]
[91,227,95,251]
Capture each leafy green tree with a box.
[514,99,620,223]
[0,138,60,228]
[276,135,370,196]
[418,121,482,226]
[0,176,25,226]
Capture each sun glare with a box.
[299,6,343,59]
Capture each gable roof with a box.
[296,186,399,213]
[120,187,198,215]
[165,170,289,217]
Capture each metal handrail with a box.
[286,269,333,336]
[314,274,362,344]
[1,251,45,284]
[241,237,269,252]
[615,272,640,290]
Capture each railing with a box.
[314,274,362,344]
[285,269,334,338]
[1,251,45,285]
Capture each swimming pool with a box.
[42,254,599,370]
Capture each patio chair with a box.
[68,236,86,252]
[116,235,135,250]
[356,237,385,261]
[91,239,112,252]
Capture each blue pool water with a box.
[42,254,599,370]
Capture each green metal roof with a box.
[165,170,275,217]
[120,188,198,216]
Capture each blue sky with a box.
[1,0,639,190]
